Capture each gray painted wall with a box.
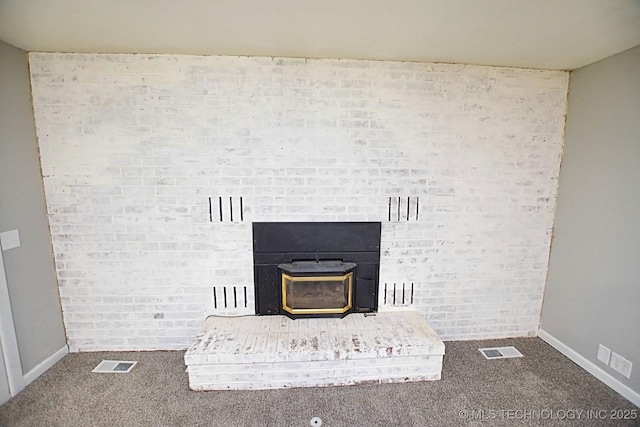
[541,45,640,393]
[0,41,66,374]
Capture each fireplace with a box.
[188,221,446,390]
[252,222,381,319]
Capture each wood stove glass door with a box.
[281,273,353,315]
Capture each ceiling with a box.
[1,0,640,70]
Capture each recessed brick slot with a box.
[209,196,245,222]
[253,222,381,318]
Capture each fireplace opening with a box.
[253,222,381,319]
[279,260,356,317]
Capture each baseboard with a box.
[538,329,640,408]
[23,344,69,386]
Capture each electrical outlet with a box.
[597,344,611,364]
[0,229,21,251]
[609,352,632,379]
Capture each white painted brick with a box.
[186,312,443,389]
[29,52,568,351]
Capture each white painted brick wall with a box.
[28,53,568,350]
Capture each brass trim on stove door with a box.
[281,272,353,315]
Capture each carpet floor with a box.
[0,337,637,426]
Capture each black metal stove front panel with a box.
[252,222,381,318]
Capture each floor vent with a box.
[92,360,138,373]
[479,346,523,360]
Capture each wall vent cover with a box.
[479,346,523,359]
[92,360,138,373]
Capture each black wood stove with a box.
[252,222,381,319]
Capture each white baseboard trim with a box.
[538,329,640,408]
[23,344,69,386]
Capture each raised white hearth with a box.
[184,310,444,390]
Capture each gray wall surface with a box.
[0,41,66,374]
[541,45,640,393]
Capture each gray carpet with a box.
[0,338,638,427]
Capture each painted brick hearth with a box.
[185,311,444,390]
[28,53,569,351]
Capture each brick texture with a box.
[185,312,444,390]
[28,53,569,351]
